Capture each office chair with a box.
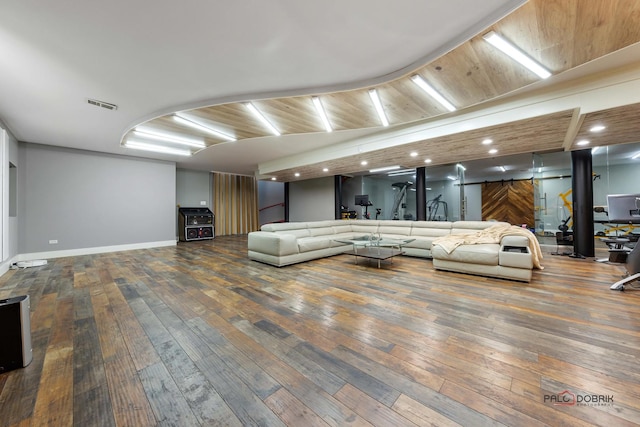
[610,241,640,290]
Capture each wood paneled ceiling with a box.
[123,0,640,180]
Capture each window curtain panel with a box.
[212,172,259,235]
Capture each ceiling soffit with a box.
[123,0,640,177]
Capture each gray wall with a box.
[176,169,211,210]
[289,176,334,222]
[21,144,176,253]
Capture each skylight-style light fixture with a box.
[368,89,389,127]
[246,102,281,136]
[483,31,551,79]
[173,114,236,141]
[388,170,416,177]
[312,97,332,132]
[369,165,401,173]
[132,129,204,148]
[125,141,192,156]
[410,75,456,112]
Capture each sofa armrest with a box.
[499,244,533,269]
[248,231,299,256]
[500,235,529,248]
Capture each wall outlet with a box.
[200,201,207,206]
[49,239,58,244]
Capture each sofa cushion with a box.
[411,222,452,237]
[431,243,500,265]
[333,224,353,234]
[451,221,509,234]
[298,237,332,253]
[262,222,307,232]
[276,229,310,238]
[378,221,413,236]
[308,227,336,237]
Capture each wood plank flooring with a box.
[1,235,639,426]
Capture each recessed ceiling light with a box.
[370,165,401,173]
[387,170,415,177]
[245,102,281,136]
[125,141,192,156]
[424,158,432,164]
[368,89,389,127]
[271,177,277,181]
[482,138,493,145]
[294,172,300,177]
[410,152,418,157]
[361,160,368,166]
[577,139,590,146]
[483,31,551,79]
[489,148,498,154]
[173,114,236,141]
[312,96,333,133]
[322,167,329,172]
[410,75,456,112]
[133,129,205,147]
[590,125,606,132]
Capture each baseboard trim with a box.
[15,240,177,263]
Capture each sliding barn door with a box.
[481,180,534,227]
[213,173,259,235]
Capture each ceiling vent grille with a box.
[87,98,118,111]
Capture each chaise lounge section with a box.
[248,219,542,282]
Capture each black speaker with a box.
[184,226,214,241]
[178,207,215,241]
[0,295,33,373]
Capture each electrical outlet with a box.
[200,201,207,206]
[49,239,58,244]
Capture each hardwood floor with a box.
[1,235,639,426]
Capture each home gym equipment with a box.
[391,182,412,220]
[427,194,448,221]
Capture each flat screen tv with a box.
[355,195,369,206]
[607,193,640,223]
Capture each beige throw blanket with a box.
[432,224,544,269]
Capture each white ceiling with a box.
[0,0,526,175]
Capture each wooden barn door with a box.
[481,180,534,227]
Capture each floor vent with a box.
[87,98,118,111]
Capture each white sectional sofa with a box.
[248,219,541,282]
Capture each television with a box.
[354,194,370,206]
[607,193,640,223]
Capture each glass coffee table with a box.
[334,235,415,268]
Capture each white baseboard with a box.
[14,240,177,263]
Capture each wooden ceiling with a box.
[123,0,640,180]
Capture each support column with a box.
[284,182,289,223]
[416,167,426,221]
[571,149,594,257]
[334,175,343,220]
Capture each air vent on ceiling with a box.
[87,98,118,111]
